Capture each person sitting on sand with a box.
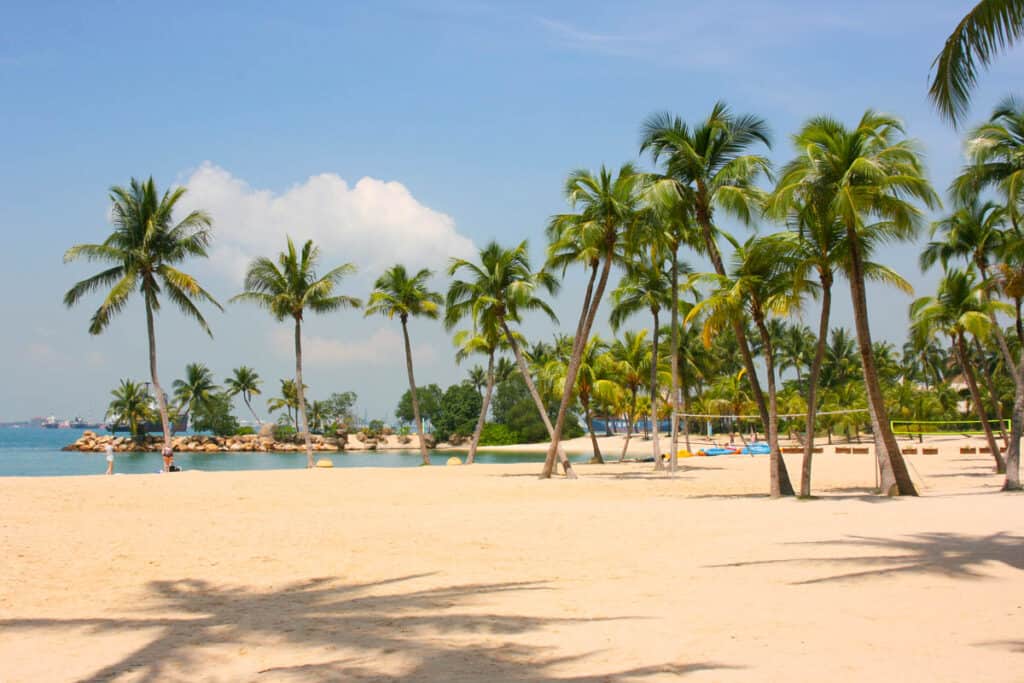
[105,444,114,475]
[162,445,174,472]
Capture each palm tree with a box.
[366,265,443,465]
[776,323,814,386]
[107,379,155,439]
[446,241,577,478]
[607,331,651,461]
[453,322,506,464]
[172,363,219,427]
[267,379,302,427]
[542,164,646,477]
[640,102,777,470]
[225,366,263,425]
[308,400,328,434]
[232,238,361,467]
[468,365,487,396]
[542,336,613,463]
[63,177,221,451]
[689,235,807,496]
[910,268,1012,472]
[770,112,939,496]
[929,0,1024,125]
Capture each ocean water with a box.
[0,427,581,477]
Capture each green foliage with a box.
[106,379,155,437]
[235,426,256,436]
[190,392,240,437]
[433,382,483,442]
[479,423,520,446]
[491,374,583,443]
[273,424,297,441]
[396,384,442,425]
[368,419,385,434]
[323,391,358,426]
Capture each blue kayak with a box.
[741,443,771,455]
[703,447,737,456]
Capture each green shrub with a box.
[273,424,297,441]
[235,426,256,436]
[479,423,520,446]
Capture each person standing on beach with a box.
[162,444,174,472]
[105,444,114,475]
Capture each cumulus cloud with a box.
[270,326,437,367]
[179,162,476,284]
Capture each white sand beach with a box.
[0,446,1020,682]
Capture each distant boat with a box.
[69,417,102,429]
[42,416,59,429]
[105,416,187,434]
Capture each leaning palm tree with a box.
[107,379,155,439]
[542,336,613,464]
[232,237,361,467]
[446,240,577,478]
[952,98,1024,231]
[63,177,221,451]
[542,164,646,477]
[225,366,263,425]
[366,265,443,465]
[453,322,506,464]
[172,362,219,427]
[910,268,1011,472]
[267,378,302,427]
[607,331,652,461]
[770,112,939,496]
[929,0,1024,125]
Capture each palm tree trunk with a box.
[956,334,1006,472]
[980,297,1023,490]
[501,321,576,477]
[585,398,603,463]
[467,351,495,465]
[145,300,172,451]
[801,277,832,497]
[401,318,430,466]
[972,338,1009,447]
[243,397,261,425]
[681,375,691,452]
[293,317,314,467]
[845,227,917,496]
[755,313,794,497]
[544,249,615,478]
[649,308,662,466]
[620,388,637,462]
[668,248,681,475]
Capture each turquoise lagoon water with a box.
[0,427,583,477]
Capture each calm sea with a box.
[0,427,579,477]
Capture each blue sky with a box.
[1,1,1021,422]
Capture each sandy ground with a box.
[0,446,1021,682]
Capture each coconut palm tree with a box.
[542,336,613,463]
[640,102,776,466]
[607,331,652,461]
[225,366,263,425]
[63,177,221,451]
[232,237,361,467]
[107,379,155,439]
[688,235,807,496]
[929,0,1024,125]
[447,240,577,478]
[770,112,939,496]
[542,164,646,477]
[267,379,302,427]
[910,268,1012,472]
[172,362,219,427]
[308,401,328,434]
[366,265,443,465]
[453,321,508,464]
[467,365,487,396]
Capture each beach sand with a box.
[0,447,1021,681]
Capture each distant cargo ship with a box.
[105,417,187,434]
[70,417,102,429]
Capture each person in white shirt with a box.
[105,444,114,475]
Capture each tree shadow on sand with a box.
[706,531,1024,585]
[0,574,736,681]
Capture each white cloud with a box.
[179,162,476,285]
[270,326,438,367]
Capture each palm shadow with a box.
[0,574,734,681]
[706,531,1024,584]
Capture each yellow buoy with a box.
[315,458,334,468]
[446,456,463,466]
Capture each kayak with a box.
[741,443,771,455]
[702,447,739,456]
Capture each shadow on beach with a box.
[0,574,736,681]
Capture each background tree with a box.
[172,362,219,427]
[232,237,361,467]
[225,366,263,425]
[106,379,155,439]
[63,177,221,451]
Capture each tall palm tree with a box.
[640,102,776,469]
[542,336,613,463]
[929,0,1024,125]
[225,366,263,425]
[366,265,443,465]
[453,322,506,464]
[770,112,939,496]
[172,363,219,427]
[910,268,1011,472]
[542,164,646,477]
[63,177,221,451]
[232,238,361,467]
[607,331,652,461]
[689,235,807,497]
[107,379,155,439]
[447,240,577,478]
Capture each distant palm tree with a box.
[494,357,517,384]
[453,323,506,464]
[308,400,328,434]
[267,379,302,427]
[467,365,487,396]
[929,0,1024,125]
[910,268,1012,472]
[542,336,613,464]
[366,265,442,465]
[771,112,939,496]
[63,177,221,451]
[232,238,361,467]
[107,379,155,439]
[172,363,219,426]
[225,366,263,425]
[543,164,646,477]
[607,331,652,461]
